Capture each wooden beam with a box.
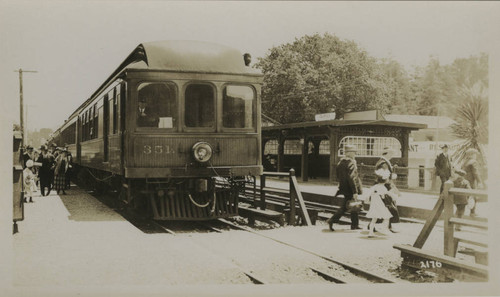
[413,196,444,248]
[394,244,488,282]
[290,172,312,226]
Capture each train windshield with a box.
[137,82,177,129]
[184,84,215,128]
[223,85,255,129]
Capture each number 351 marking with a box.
[143,145,175,154]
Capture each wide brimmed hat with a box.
[382,147,393,155]
[440,144,449,149]
[454,169,466,176]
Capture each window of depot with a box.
[284,139,302,155]
[222,85,255,129]
[137,82,177,129]
[184,84,215,128]
[338,136,402,157]
[264,139,278,155]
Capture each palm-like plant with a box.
[450,83,488,167]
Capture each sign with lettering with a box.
[315,112,336,121]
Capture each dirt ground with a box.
[6,185,488,296]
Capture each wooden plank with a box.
[394,244,488,282]
[291,175,312,226]
[454,233,488,248]
[262,187,290,195]
[413,197,444,248]
[443,182,455,257]
[449,188,488,200]
[449,218,488,229]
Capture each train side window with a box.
[137,82,177,129]
[222,85,255,129]
[184,84,214,128]
[93,103,98,138]
[113,89,118,134]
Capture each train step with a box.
[238,203,285,226]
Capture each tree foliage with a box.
[450,83,488,166]
[256,33,390,123]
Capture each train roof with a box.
[104,40,261,93]
[66,40,262,122]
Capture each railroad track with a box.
[216,218,404,284]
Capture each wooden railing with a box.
[394,180,489,281]
[256,169,312,226]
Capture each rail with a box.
[394,180,489,281]
[256,169,311,226]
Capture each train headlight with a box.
[192,142,213,163]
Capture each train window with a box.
[184,84,214,128]
[94,103,98,138]
[222,85,255,129]
[112,91,117,134]
[137,82,177,129]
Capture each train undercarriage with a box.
[74,165,251,220]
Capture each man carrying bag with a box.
[327,144,363,231]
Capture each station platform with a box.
[257,177,487,221]
[9,182,489,294]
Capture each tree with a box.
[255,33,390,123]
[450,82,488,167]
[378,58,417,114]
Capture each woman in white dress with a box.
[366,168,393,237]
[23,160,37,203]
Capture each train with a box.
[50,40,263,220]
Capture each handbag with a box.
[347,199,363,213]
[382,193,400,223]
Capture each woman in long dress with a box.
[54,149,68,195]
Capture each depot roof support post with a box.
[329,128,339,183]
[301,134,309,182]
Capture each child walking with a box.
[366,168,394,237]
[23,160,37,203]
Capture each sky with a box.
[0,1,499,133]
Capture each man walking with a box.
[327,144,363,231]
[434,144,452,193]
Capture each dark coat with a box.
[336,157,362,197]
[435,152,452,179]
[38,153,55,186]
[462,159,482,189]
[137,107,159,127]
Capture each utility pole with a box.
[14,68,38,147]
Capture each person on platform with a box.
[65,151,73,190]
[327,144,363,231]
[374,147,400,232]
[37,145,55,196]
[54,149,69,195]
[434,144,453,193]
[461,148,484,217]
[22,145,34,168]
[450,169,471,231]
[365,168,394,237]
[23,160,37,203]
